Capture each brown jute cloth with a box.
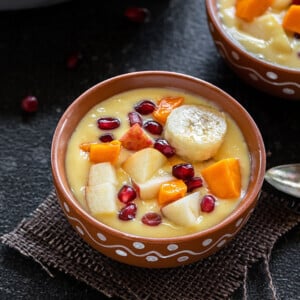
[1,189,300,299]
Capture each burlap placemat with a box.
[1,189,300,300]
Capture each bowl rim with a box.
[205,0,300,74]
[51,70,266,243]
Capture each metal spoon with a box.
[265,164,300,198]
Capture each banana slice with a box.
[164,105,227,162]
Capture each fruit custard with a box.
[219,0,300,68]
[66,87,250,238]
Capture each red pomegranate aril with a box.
[141,212,162,226]
[143,120,163,135]
[134,100,156,115]
[97,117,120,130]
[66,51,82,69]
[154,138,175,157]
[124,7,150,23]
[200,195,216,213]
[185,177,203,192]
[128,111,143,127]
[21,95,38,113]
[118,203,137,221]
[292,0,300,4]
[118,185,137,204]
[172,163,194,180]
[99,133,114,143]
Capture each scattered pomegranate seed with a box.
[66,51,82,69]
[99,133,114,142]
[172,163,195,180]
[118,203,137,221]
[141,212,162,226]
[292,0,300,4]
[118,185,137,204]
[134,100,156,115]
[200,195,216,213]
[97,117,120,130]
[185,177,203,192]
[128,111,143,127]
[143,120,163,135]
[124,7,150,23]
[21,95,38,113]
[154,138,175,157]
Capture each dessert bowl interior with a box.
[51,71,266,268]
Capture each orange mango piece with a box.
[158,179,187,205]
[79,142,92,152]
[201,158,241,199]
[283,5,300,34]
[89,140,121,164]
[153,96,184,124]
[235,0,274,22]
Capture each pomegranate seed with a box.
[143,120,163,135]
[124,7,150,23]
[154,138,175,157]
[118,203,137,221]
[134,100,156,115]
[141,212,162,226]
[21,95,38,113]
[99,133,114,142]
[66,51,82,69]
[185,177,203,192]
[172,163,194,180]
[200,195,216,213]
[118,185,137,204]
[128,111,143,127]
[295,33,300,40]
[292,0,300,4]
[97,117,120,130]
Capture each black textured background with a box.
[0,0,299,299]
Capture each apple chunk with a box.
[123,148,167,183]
[161,191,202,226]
[86,183,117,216]
[88,162,117,186]
[134,175,175,200]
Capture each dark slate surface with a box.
[0,0,299,299]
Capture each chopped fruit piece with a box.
[172,163,195,180]
[271,0,292,9]
[118,203,137,221]
[158,179,187,205]
[185,177,203,192]
[235,0,274,22]
[154,138,176,157]
[89,140,121,164]
[283,5,300,34]
[119,123,153,151]
[124,7,150,23]
[118,185,137,204]
[99,133,114,142]
[86,183,117,216]
[292,0,300,4]
[123,148,167,183]
[200,195,216,213]
[134,100,156,114]
[143,120,163,135]
[79,142,92,152]
[161,191,202,226]
[201,158,241,199]
[88,162,117,186]
[128,111,143,127]
[133,175,175,200]
[153,96,184,124]
[142,212,162,226]
[97,117,120,130]
[21,95,38,113]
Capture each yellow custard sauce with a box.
[66,88,250,237]
[219,0,300,69]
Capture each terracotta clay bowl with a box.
[206,0,300,100]
[51,71,266,268]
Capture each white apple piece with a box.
[122,148,167,183]
[86,183,117,216]
[134,175,175,200]
[88,162,117,186]
[162,191,203,226]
